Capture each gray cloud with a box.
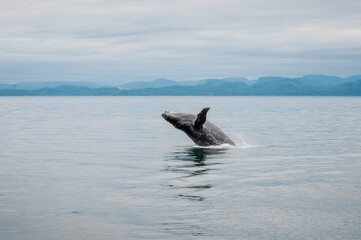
[0,0,360,83]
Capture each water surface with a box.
[0,97,360,239]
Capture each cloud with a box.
[0,0,360,83]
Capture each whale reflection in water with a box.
[162,147,228,237]
[164,147,227,201]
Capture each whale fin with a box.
[194,107,210,130]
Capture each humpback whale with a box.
[162,107,235,146]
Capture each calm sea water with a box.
[0,97,360,240]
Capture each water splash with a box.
[192,143,262,150]
[192,143,234,150]
[191,131,262,149]
[235,132,249,146]
[231,130,263,148]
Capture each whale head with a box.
[162,107,210,131]
[162,111,191,130]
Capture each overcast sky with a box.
[1,0,360,84]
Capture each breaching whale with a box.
[162,107,235,146]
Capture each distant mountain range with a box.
[1,75,360,96]
[0,81,108,90]
[119,77,251,89]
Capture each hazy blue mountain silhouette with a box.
[119,77,251,89]
[1,75,360,96]
[119,79,178,89]
[0,81,109,90]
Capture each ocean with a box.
[0,96,360,239]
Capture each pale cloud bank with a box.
[0,0,360,83]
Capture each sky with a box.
[0,0,360,84]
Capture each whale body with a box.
[162,107,235,146]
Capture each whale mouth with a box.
[162,111,174,123]
[162,111,179,126]
[161,111,169,120]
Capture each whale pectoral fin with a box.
[194,107,210,130]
